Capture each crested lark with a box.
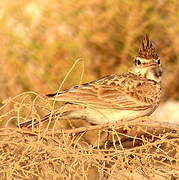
[20,34,162,128]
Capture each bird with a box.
[19,34,162,128]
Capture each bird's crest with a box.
[138,34,159,59]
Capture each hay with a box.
[0,121,178,180]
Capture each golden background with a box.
[0,0,179,102]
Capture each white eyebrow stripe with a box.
[136,57,160,63]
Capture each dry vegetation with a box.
[0,0,179,179]
[0,125,179,180]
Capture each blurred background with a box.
[0,0,179,123]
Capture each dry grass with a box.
[0,93,179,180]
[0,122,179,179]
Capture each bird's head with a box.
[131,34,162,82]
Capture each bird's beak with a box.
[153,66,162,78]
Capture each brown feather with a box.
[46,72,160,111]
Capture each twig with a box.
[46,120,179,135]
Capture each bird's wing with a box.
[46,74,157,110]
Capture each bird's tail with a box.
[18,113,54,128]
[18,103,81,128]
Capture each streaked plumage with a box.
[19,34,162,128]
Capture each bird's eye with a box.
[135,59,141,66]
[157,59,160,64]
